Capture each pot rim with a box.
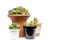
[9,29,20,31]
[24,26,36,27]
[8,14,30,17]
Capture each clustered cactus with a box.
[33,17,38,25]
[8,6,29,15]
[9,23,20,29]
[24,17,38,26]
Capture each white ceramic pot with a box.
[10,29,20,40]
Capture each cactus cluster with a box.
[9,23,20,29]
[24,17,38,26]
[33,17,38,25]
[8,6,29,15]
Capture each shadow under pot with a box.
[24,26,36,39]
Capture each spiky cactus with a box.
[9,23,20,29]
[8,6,29,15]
[33,17,38,25]
[23,17,38,26]
[29,21,34,26]
[24,22,27,26]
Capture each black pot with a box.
[24,26,36,39]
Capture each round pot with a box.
[24,26,36,39]
[10,29,20,40]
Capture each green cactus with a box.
[9,23,20,29]
[29,21,34,26]
[33,17,38,25]
[8,6,29,15]
[9,25,13,29]
[24,22,27,26]
[23,17,38,26]
[11,10,17,14]
[8,10,12,14]
[16,9,22,14]
[33,21,37,25]
[33,17,38,21]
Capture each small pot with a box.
[10,29,20,40]
[24,26,36,39]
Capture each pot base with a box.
[24,26,36,39]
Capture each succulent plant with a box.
[33,21,37,25]
[8,6,29,15]
[24,22,27,26]
[8,10,12,14]
[9,23,20,29]
[24,21,34,26]
[9,25,13,29]
[23,17,38,26]
[33,17,38,25]
[33,17,38,22]
[29,21,34,26]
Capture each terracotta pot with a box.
[8,14,30,37]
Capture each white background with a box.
[0,0,60,40]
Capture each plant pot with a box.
[24,26,36,39]
[8,14,30,37]
[10,29,20,40]
[35,23,42,36]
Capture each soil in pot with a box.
[24,26,36,39]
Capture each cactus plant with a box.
[29,21,34,26]
[33,17,38,25]
[8,6,29,15]
[33,17,38,21]
[24,22,27,26]
[24,17,38,26]
[9,23,20,29]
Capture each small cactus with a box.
[29,21,34,26]
[23,17,38,26]
[9,23,20,29]
[33,17,38,22]
[33,21,37,25]
[33,17,38,25]
[24,22,27,26]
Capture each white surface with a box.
[0,0,60,40]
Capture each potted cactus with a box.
[24,17,42,39]
[8,6,30,37]
[24,21,36,39]
[9,23,20,40]
[24,17,38,39]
